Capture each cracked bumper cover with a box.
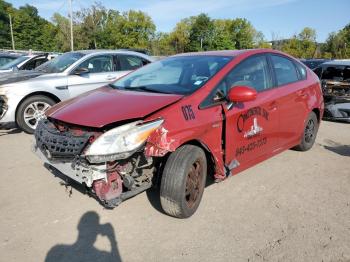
[33,144,107,187]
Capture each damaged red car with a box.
[33,49,324,218]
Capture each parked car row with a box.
[0,52,59,73]
[0,50,154,133]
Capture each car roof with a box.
[173,49,289,58]
[68,49,154,61]
[0,53,21,58]
[321,60,350,66]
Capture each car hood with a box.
[0,70,45,85]
[47,86,183,128]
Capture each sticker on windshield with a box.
[194,80,203,85]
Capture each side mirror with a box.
[74,67,89,75]
[227,86,257,103]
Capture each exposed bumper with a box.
[33,143,108,187]
[324,102,350,122]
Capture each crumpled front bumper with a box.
[33,143,107,187]
[324,102,350,122]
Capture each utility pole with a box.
[68,0,74,51]
[9,14,15,50]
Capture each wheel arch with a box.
[15,91,61,121]
[179,139,217,181]
[312,108,321,123]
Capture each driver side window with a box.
[77,55,114,73]
[200,55,272,109]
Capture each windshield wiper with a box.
[124,86,170,94]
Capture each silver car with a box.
[0,50,154,133]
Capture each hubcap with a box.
[185,159,203,208]
[23,101,51,129]
[305,119,315,143]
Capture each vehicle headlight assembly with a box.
[85,119,164,163]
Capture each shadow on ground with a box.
[0,128,22,136]
[45,211,122,262]
[319,139,350,157]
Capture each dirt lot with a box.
[0,120,349,262]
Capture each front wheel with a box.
[294,111,319,151]
[160,145,207,218]
[16,95,55,134]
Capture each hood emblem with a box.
[244,117,263,138]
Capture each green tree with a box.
[75,2,108,49]
[12,4,53,50]
[211,19,235,50]
[0,0,12,49]
[322,24,350,59]
[230,18,257,49]
[169,17,194,53]
[187,13,214,51]
[281,27,317,58]
[151,32,175,56]
[51,13,71,52]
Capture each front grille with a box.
[35,120,91,161]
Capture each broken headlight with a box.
[84,119,163,163]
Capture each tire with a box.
[294,111,319,151]
[16,95,56,134]
[160,145,207,218]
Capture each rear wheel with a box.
[16,95,55,134]
[294,111,318,151]
[160,145,207,218]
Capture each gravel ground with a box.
[0,120,349,262]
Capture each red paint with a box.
[49,49,324,181]
[46,86,183,127]
[227,86,257,102]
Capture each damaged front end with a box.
[33,119,162,207]
[322,80,350,121]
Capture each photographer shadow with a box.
[45,211,122,262]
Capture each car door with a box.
[222,55,280,169]
[67,54,118,98]
[269,54,309,147]
[115,54,150,78]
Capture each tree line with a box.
[0,0,349,58]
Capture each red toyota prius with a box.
[34,49,324,218]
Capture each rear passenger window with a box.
[118,55,144,71]
[295,62,307,80]
[271,55,299,86]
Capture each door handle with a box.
[268,101,277,111]
[106,75,116,81]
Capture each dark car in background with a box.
[313,60,350,122]
[300,59,330,70]
[0,53,58,73]
[0,53,20,67]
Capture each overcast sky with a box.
[8,0,350,42]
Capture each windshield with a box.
[0,56,28,70]
[35,52,85,73]
[110,55,232,95]
[322,65,350,82]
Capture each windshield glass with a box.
[0,56,28,70]
[322,65,350,82]
[35,52,85,73]
[110,55,232,95]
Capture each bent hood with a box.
[47,86,183,128]
[0,70,45,85]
